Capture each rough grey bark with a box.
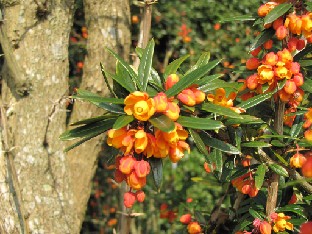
[0,0,76,233]
[66,0,131,229]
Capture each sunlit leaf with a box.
[163,54,189,79]
[268,164,289,177]
[276,205,306,219]
[264,3,292,24]
[220,15,256,23]
[149,115,175,132]
[199,133,241,154]
[186,52,210,74]
[237,92,273,109]
[113,115,134,129]
[138,39,155,91]
[188,129,209,156]
[249,28,275,52]
[177,116,224,130]
[255,164,266,189]
[201,103,243,119]
[241,141,271,147]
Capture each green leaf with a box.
[115,61,136,92]
[199,79,241,92]
[196,74,224,86]
[149,157,163,191]
[249,209,263,219]
[150,68,163,89]
[107,47,139,89]
[241,141,271,147]
[177,116,224,130]
[301,78,312,93]
[289,115,304,139]
[250,28,275,52]
[276,205,306,219]
[268,164,289,177]
[199,133,241,154]
[264,3,292,25]
[100,62,116,97]
[294,44,312,61]
[138,39,155,91]
[201,103,243,119]
[237,92,273,109]
[113,115,134,129]
[64,131,102,152]
[289,218,308,226]
[234,220,252,232]
[163,55,189,79]
[188,129,209,156]
[165,59,221,97]
[186,52,210,74]
[220,15,256,23]
[299,59,312,67]
[255,164,266,189]
[224,115,264,125]
[97,103,125,114]
[214,149,223,173]
[70,115,117,126]
[75,94,124,105]
[149,115,175,132]
[60,118,116,141]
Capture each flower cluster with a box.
[231,171,259,197]
[159,203,177,223]
[179,213,202,234]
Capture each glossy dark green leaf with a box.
[289,218,308,226]
[264,3,292,24]
[268,164,289,177]
[199,79,241,92]
[75,93,124,104]
[188,129,209,156]
[250,28,275,52]
[249,209,263,219]
[276,205,306,219]
[201,103,243,119]
[290,115,304,139]
[115,61,136,92]
[196,74,224,86]
[199,133,241,154]
[271,140,286,147]
[70,115,117,126]
[233,220,252,232]
[186,52,210,74]
[177,116,224,130]
[237,92,273,109]
[294,44,312,61]
[241,141,271,147]
[138,39,155,91]
[149,157,163,191]
[150,67,163,89]
[255,164,266,189]
[165,59,221,97]
[220,15,256,23]
[97,103,125,114]
[224,115,264,125]
[100,62,116,97]
[194,211,206,224]
[107,47,140,89]
[163,54,189,79]
[299,59,312,67]
[149,115,175,132]
[214,149,223,173]
[112,115,134,129]
[64,131,102,152]
[60,118,116,141]
[301,78,312,93]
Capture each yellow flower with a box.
[257,65,274,84]
[274,66,292,80]
[272,213,293,233]
[124,91,155,121]
[207,88,236,107]
[107,127,128,149]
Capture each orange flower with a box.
[259,221,272,234]
[107,218,118,226]
[302,156,312,178]
[257,65,275,85]
[271,213,293,232]
[187,221,202,234]
[119,155,136,175]
[277,48,293,66]
[124,91,155,121]
[135,190,145,203]
[305,108,312,122]
[191,87,206,104]
[290,153,307,168]
[107,127,128,149]
[304,129,312,142]
[134,129,148,153]
[153,92,168,112]
[178,89,196,106]
[263,52,278,66]
[169,141,190,163]
[274,66,292,80]
[164,101,180,121]
[257,2,278,17]
[207,88,236,108]
[246,57,260,70]
[127,170,146,190]
[134,160,150,178]
[285,13,302,35]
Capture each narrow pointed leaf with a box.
[214,149,223,173]
[148,157,163,191]
[250,28,275,52]
[116,61,136,92]
[107,47,139,89]
[264,3,292,24]
[138,39,155,91]
[199,133,241,154]
[177,116,224,130]
[150,67,163,89]
[268,164,289,177]
[149,115,175,132]
[199,79,241,92]
[301,78,312,93]
[237,92,273,109]
[224,115,264,125]
[276,205,306,219]
[220,15,256,23]
[255,164,266,189]
[165,59,221,97]
[289,115,304,138]
[113,115,134,130]
[100,62,116,97]
[196,74,224,86]
[60,118,116,141]
[201,103,243,119]
[70,115,118,126]
[163,54,189,79]
[186,52,210,74]
[64,132,102,152]
[249,209,263,219]
[188,129,209,156]
[241,141,271,147]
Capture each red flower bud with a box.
[134,160,151,178]
[180,213,192,224]
[135,190,145,203]
[119,155,136,175]
[124,192,136,208]
[165,74,179,90]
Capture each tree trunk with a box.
[66,0,131,229]
[0,0,76,233]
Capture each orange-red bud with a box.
[165,74,179,90]
[135,190,145,203]
[296,39,306,51]
[251,47,261,57]
[164,102,180,121]
[263,40,273,50]
[276,25,288,40]
[246,74,259,90]
[114,169,126,183]
[284,80,297,94]
[246,57,260,70]
[302,155,312,178]
[119,155,136,175]
[134,160,151,178]
[153,92,168,112]
[300,221,312,234]
[177,89,196,106]
[180,214,192,224]
[288,37,299,52]
[124,192,136,208]
[293,73,304,87]
[273,17,284,30]
[187,221,202,234]
[260,221,272,234]
[127,170,146,190]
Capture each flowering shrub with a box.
[62,0,312,233]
